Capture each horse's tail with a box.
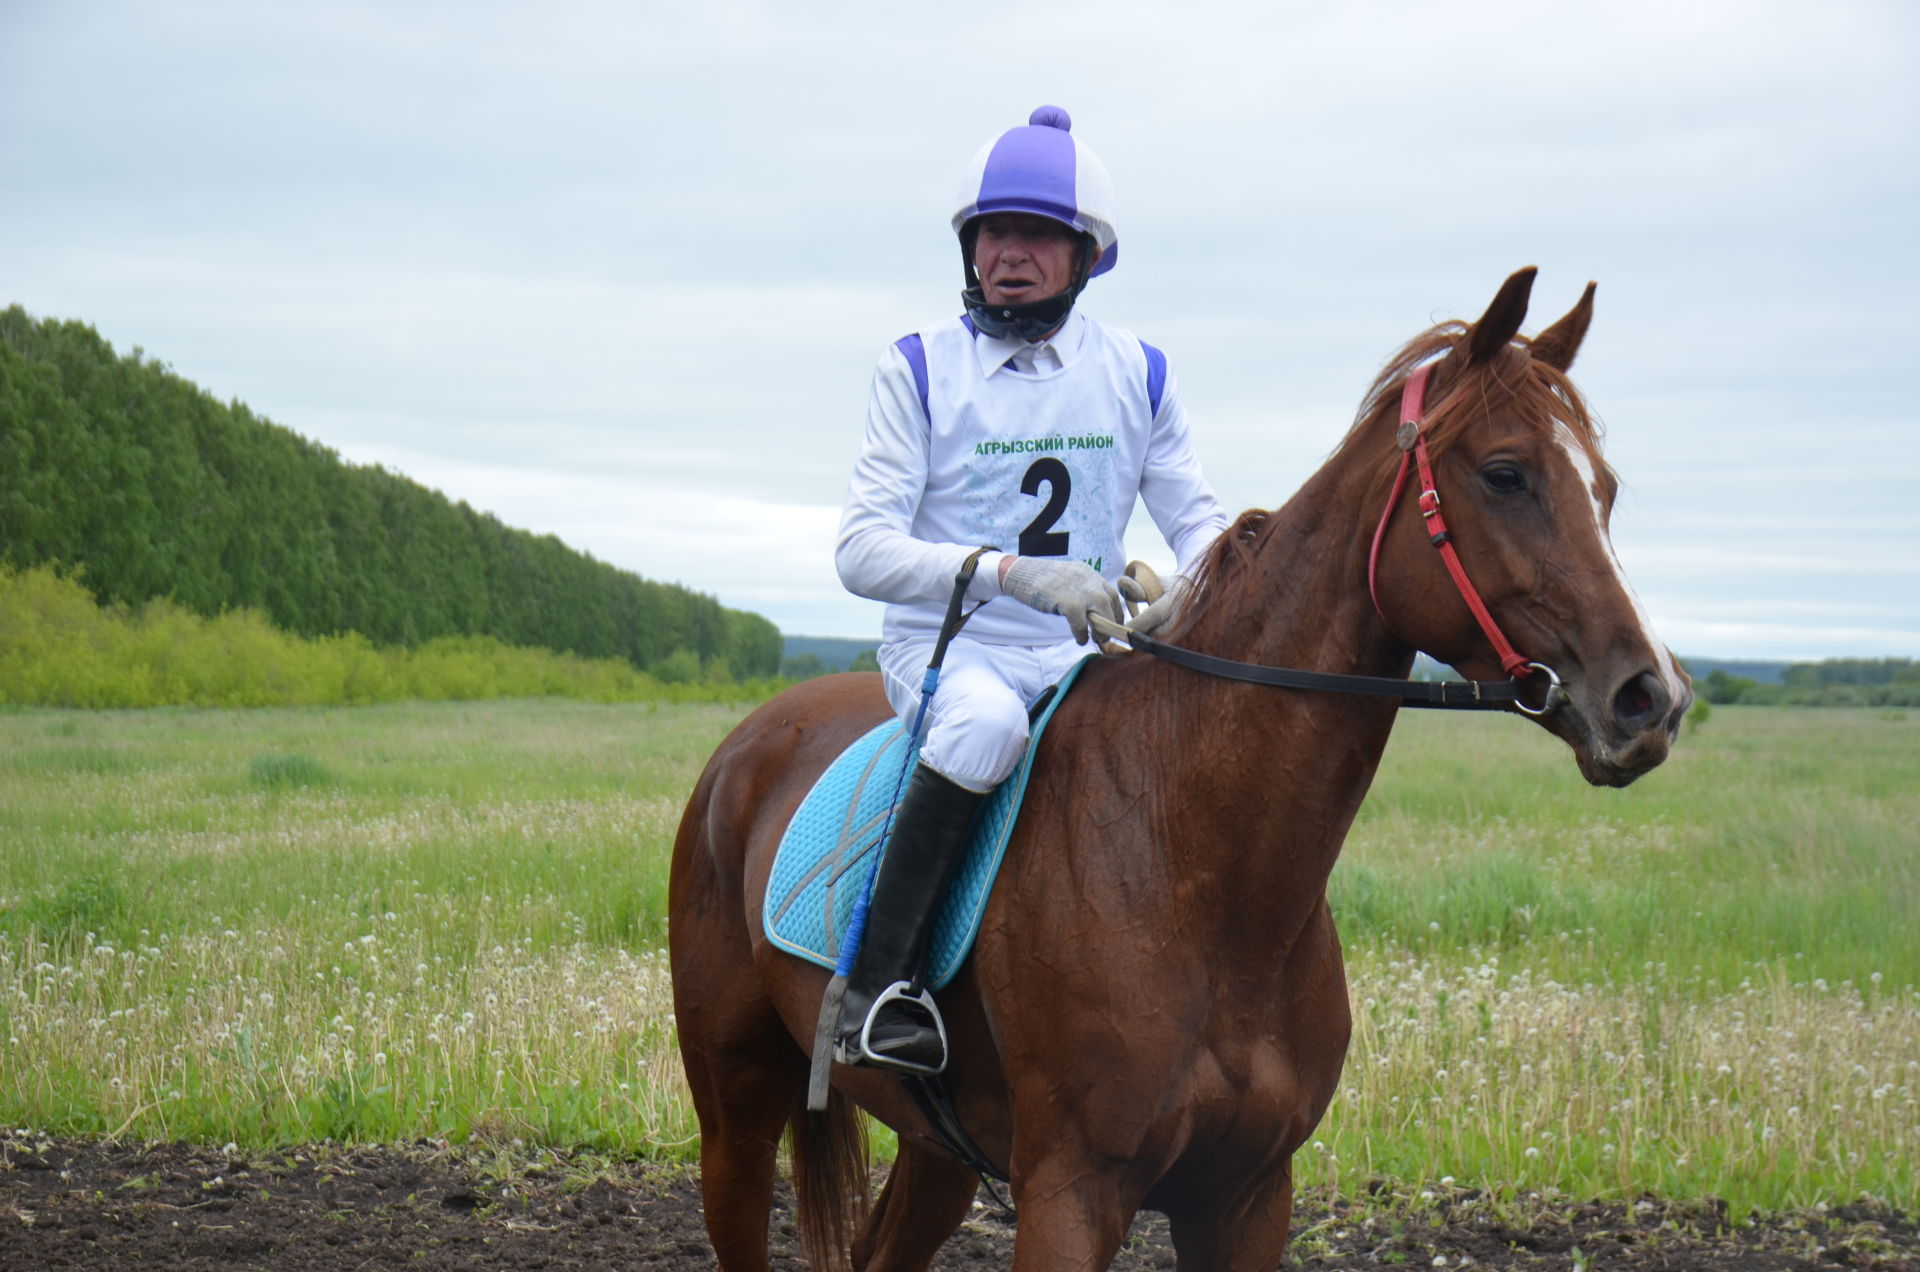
[787,1084,871,1272]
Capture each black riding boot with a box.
[835,763,989,1074]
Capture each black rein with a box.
[1124,630,1541,712]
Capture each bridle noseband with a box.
[1365,363,1564,717]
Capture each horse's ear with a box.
[1530,281,1597,371]
[1467,267,1537,365]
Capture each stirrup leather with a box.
[835,980,949,1076]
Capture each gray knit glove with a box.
[1120,573,1187,637]
[1001,558,1124,644]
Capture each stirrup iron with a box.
[835,980,949,1076]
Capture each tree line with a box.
[0,306,780,678]
[1694,657,1920,708]
[0,563,776,709]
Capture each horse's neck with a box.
[1183,455,1410,689]
[1141,451,1411,955]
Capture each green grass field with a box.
[1,697,1913,1214]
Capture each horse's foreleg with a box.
[1005,1161,1136,1272]
[851,1143,979,1272]
[1165,1162,1296,1272]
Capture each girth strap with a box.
[899,1073,1014,1211]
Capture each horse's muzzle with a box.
[1562,663,1687,787]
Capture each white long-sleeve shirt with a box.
[836,308,1228,645]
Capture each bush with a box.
[650,649,702,686]
[780,652,829,680]
[1700,669,1757,704]
[0,564,769,708]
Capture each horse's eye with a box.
[1481,464,1527,494]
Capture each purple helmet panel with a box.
[973,124,1079,229]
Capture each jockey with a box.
[833,106,1229,1074]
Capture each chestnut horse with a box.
[669,268,1691,1272]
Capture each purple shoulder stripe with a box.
[894,333,929,422]
[1141,340,1168,418]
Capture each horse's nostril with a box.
[1611,670,1667,731]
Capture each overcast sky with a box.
[6,1,1916,658]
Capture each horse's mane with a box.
[1174,322,1612,633]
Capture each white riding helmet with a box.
[952,104,1119,278]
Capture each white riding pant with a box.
[877,636,1089,793]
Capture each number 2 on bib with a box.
[1017,457,1071,556]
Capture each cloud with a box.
[1657,618,1920,661]
[343,440,848,619]
[4,0,1914,652]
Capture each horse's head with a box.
[1365,267,1692,786]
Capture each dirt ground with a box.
[2,1131,1914,1270]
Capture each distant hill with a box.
[0,306,780,677]
[781,635,878,673]
[1676,657,1789,685]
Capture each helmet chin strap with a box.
[960,230,1095,342]
[962,283,1077,341]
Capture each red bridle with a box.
[1367,364,1562,712]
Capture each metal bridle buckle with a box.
[1512,662,1567,718]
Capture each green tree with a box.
[780,652,829,680]
[0,304,786,678]
[1700,669,1757,704]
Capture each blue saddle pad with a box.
[763,655,1091,989]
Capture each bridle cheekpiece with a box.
[1367,363,1565,717]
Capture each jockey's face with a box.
[972,213,1082,310]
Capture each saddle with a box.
[763,655,1092,984]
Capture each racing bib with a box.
[961,431,1121,576]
